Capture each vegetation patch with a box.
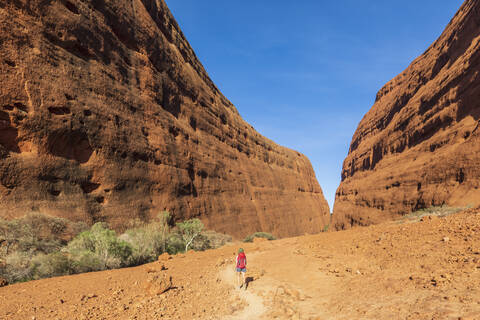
[0,212,231,285]
[243,232,276,243]
[399,205,470,223]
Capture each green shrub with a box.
[120,211,171,265]
[69,250,103,273]
[243,232,276,243]
[121,227,162,265]
[66,223,132,270]
[0,213,233,285]
[165,233,185,255]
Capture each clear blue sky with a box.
[165,0,464,211]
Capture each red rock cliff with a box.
[333,0,480,229]
[0,0,330,238]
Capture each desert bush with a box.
[18,212,68,238]
[191,230,233,251]
[165,232,185,255]
[69,251,103,273]
[0,219,20,256]
[404,205,468,222]
[0,217,61,257]
[0,213,88,283]
[121,216,230,256]
[190,233,209,251]
[120,211,171,265]
[243,232,276,243]
[30,252,73,280]
[66,223,132,271]
[2,251,33,283]
[121,227,163,265]
[0,213,233,285]
[0,213,87,258]
[177,218,204,252]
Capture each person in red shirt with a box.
[235,248,247,288]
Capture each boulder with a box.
[144,273,173,296]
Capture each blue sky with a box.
[165,0,464,211]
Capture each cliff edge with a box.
[334,0,480,229]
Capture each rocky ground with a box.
[0,208,479,319]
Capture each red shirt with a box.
[236,253,247,268]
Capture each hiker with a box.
[236,248,247,288]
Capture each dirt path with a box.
[0,210,479,319]
[236,245,336,320]
[220,263,266,320]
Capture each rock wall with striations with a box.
[0,0,330,238]
[334,0,480,229]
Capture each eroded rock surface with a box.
[334,0,480,229]
[0,0,330,238]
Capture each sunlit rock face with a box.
[334,0,480,229]
[0,0,330,238]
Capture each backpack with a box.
[237,253,246,268]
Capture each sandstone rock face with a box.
[333,0,480,229]
[0,0,330,238]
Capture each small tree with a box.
[177,218,204,252]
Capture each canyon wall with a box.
[334,0,480,229]
[0,0,330,238]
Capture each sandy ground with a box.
[0,209,479,319]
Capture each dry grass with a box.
[398,205,470,224]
